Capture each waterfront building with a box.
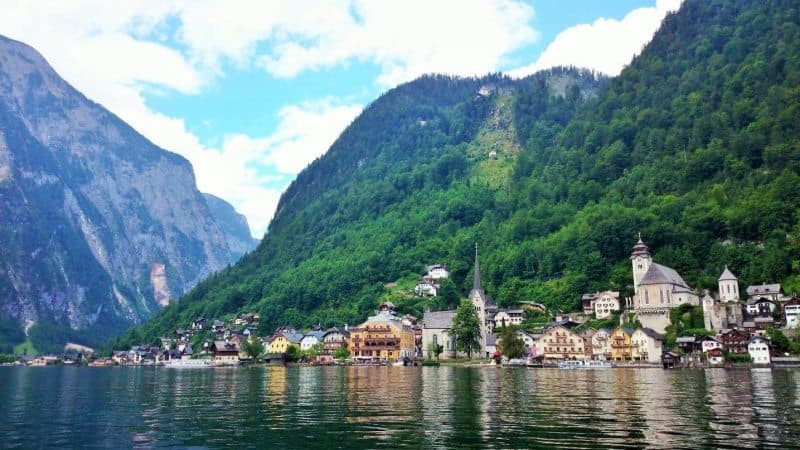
[349,302,415,361]
[719,329,749,354]
[540,325,586,360]
[707,348,724,365]
[610,327,634,361]
[268,329,304,354]
[322,327,350,354]
[631,328,664,363]
[591,328,611,360]
[300,330,326,351]
[629,237,699,333]
[421,310,458,359]
[212,341,240,364]
[747,336,771,365]
[698,336,722,353]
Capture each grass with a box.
[14,339,37,356]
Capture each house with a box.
[582,291,620,319]
[349,302,416,361]
[268,329,303,354]
[426,264,450,279]
[719,329,749,354]
[321,327,350,355]
[300,330,326,351]
[662,351,680,369]
[414,276,439,297]
[746,298,776,316]
[746,283,783,302]
[784,297,800,328]
[706,347,724,365]
[631,328,664,363]
[421,310,458,359]
[753,316,775,333]
[609,327,635,361]
[539,325,586,360]
[698,336,722,353]
[516,330,540,358]
[212,341,240,364]
[493,309,525,328]
[748,336,771,365]
[191,317,206,330]
[591,328,611,360]
[676,336,701,354]
[629,237,699,333]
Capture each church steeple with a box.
[472,243,482,293]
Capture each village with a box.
[9,238,800,370]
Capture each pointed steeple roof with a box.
[630,233,650,259]
[718,266,737,281]
[473,243,482,292]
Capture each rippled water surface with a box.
[1,366,798,448]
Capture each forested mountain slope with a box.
[113,0,800,347]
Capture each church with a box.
[628,237,699,333]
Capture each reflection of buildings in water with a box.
[704,369,757,445]
[266,366,288,406]
[479,367,500,444]
[296,366,318,408]
[750,368,779,443]
[420,366,455,446]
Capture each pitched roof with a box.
[746,283,781,296]
[302,331,326,341]
[638,328,664,341]
[638,263,691,289]
[676,336,696,343]
[422,310,455,329]
[718,266,737,281]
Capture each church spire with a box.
[473,243,482,292]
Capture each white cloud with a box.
[510,0,683,78]
[258,0,538,87]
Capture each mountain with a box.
[0,35,254,353]
[202,193,258,261]
[113,0,800,348]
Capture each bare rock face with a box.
[0,34,252,349]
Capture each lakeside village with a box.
[9,238,800,369]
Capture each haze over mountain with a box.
[112,0,800,348]
[0,35,256,353]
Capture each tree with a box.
[333,347,350,362]
[242,335,264,360]
[452,299,482,359]
[765,327,790,354]
[497,325,525,359]
[426,341,444,361]
[285,344,300,362]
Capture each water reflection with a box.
[0,366,798,449]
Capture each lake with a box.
[0,366,798,448]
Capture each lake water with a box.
[0,366,798,449]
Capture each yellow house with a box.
[349,304,415,361]
[268,329,303,354]
[609,327,634,361]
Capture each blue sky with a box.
[1,0,681,237]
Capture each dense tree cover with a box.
[111,0,800,350]
[497,325,526,359]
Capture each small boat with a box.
[163,359,213,368]
[558,360,614,369]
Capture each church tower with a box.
[718,266,739,303]
[469,243,487,350]
[630,235,652,294]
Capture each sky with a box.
[0,0,681,238]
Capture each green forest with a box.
[110,0,800,350]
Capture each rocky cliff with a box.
[0,35,252,352]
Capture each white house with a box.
[699,336,722,353]
[748,336,771,365]
[300,331,326,351]
[427,264,450,279]
[785,299,800,328]
[631,328,664,364]
[746,283,783,302]
[592,291,621,319]
[591,328,611,360]
[493,309,524,328]
[414,277,439,297]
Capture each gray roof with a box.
[422,310,455,329]
[302,331,326,341]
[718,266,737,281]
[746,284,781,296]
[742,321,756,328]
[639,263,691,289]
[213,341,240,352]
[639,328,664,341]
[676,336,696,343]
[323,327,350,337]
[754,317,774,323]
